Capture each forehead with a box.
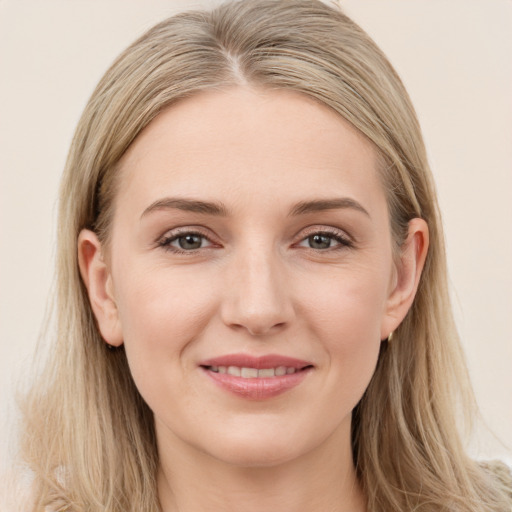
[115,86,384,216]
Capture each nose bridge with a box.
[221,238,292,336]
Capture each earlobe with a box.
[77,229,123,347]
[381,218,429,339]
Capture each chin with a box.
[199,423,319,469]
[212,442,301,469]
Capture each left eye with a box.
[298,233,349,250]
[161,233,212,251]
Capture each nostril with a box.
[246,322,286,337]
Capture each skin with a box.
[79,87,428,512]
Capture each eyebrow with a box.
[289,198,370,218]
[140,196,370,219]
[141,198,229,218]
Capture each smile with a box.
[207,366,299,378]
[199,354,313,400]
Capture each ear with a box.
[77,229,123,347]
[380,218,429,339]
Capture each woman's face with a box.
[81,87,426,468]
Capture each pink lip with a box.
[199,353,313,400]
[200,353,312,369]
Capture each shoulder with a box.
[478,460,512,502]
[0,469,35,512]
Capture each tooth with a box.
[241,367,258,378]
[227,366,241,377]
[258,368,275,378]
[210,366,218,372]
[286,367,296,374]
[275,366,286,376]
[218,366,227,374]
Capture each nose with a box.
[220,246,294,337]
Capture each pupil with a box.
[309,234,331,249]
[179,235,202,250]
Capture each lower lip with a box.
[202,367,312,400]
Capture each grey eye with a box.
[159,230,215,253]
[307,234,333,249]
[176,234,204,250]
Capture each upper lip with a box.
[200,353,313,370]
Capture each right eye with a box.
[158,231,214,253]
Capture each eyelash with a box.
[297,228,354,251]
[157,227,354,255]
[157,229,215,255]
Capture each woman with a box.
[17,0,511,510]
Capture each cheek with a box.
[299,265,388,394]
[301,262,389,341]
[112,262,217,379]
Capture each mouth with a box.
[203,365,311,378]
[199,354,314,399]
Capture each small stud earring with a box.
[387,331,394,343]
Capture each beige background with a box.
[1,0,511,473]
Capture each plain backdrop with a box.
[1,0,511,475]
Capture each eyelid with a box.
[156,226,219,252]
[295,225,354,249]
[154,224,354,253]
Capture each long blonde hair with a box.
[20,1,510,510]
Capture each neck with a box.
[157,421,366,512]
